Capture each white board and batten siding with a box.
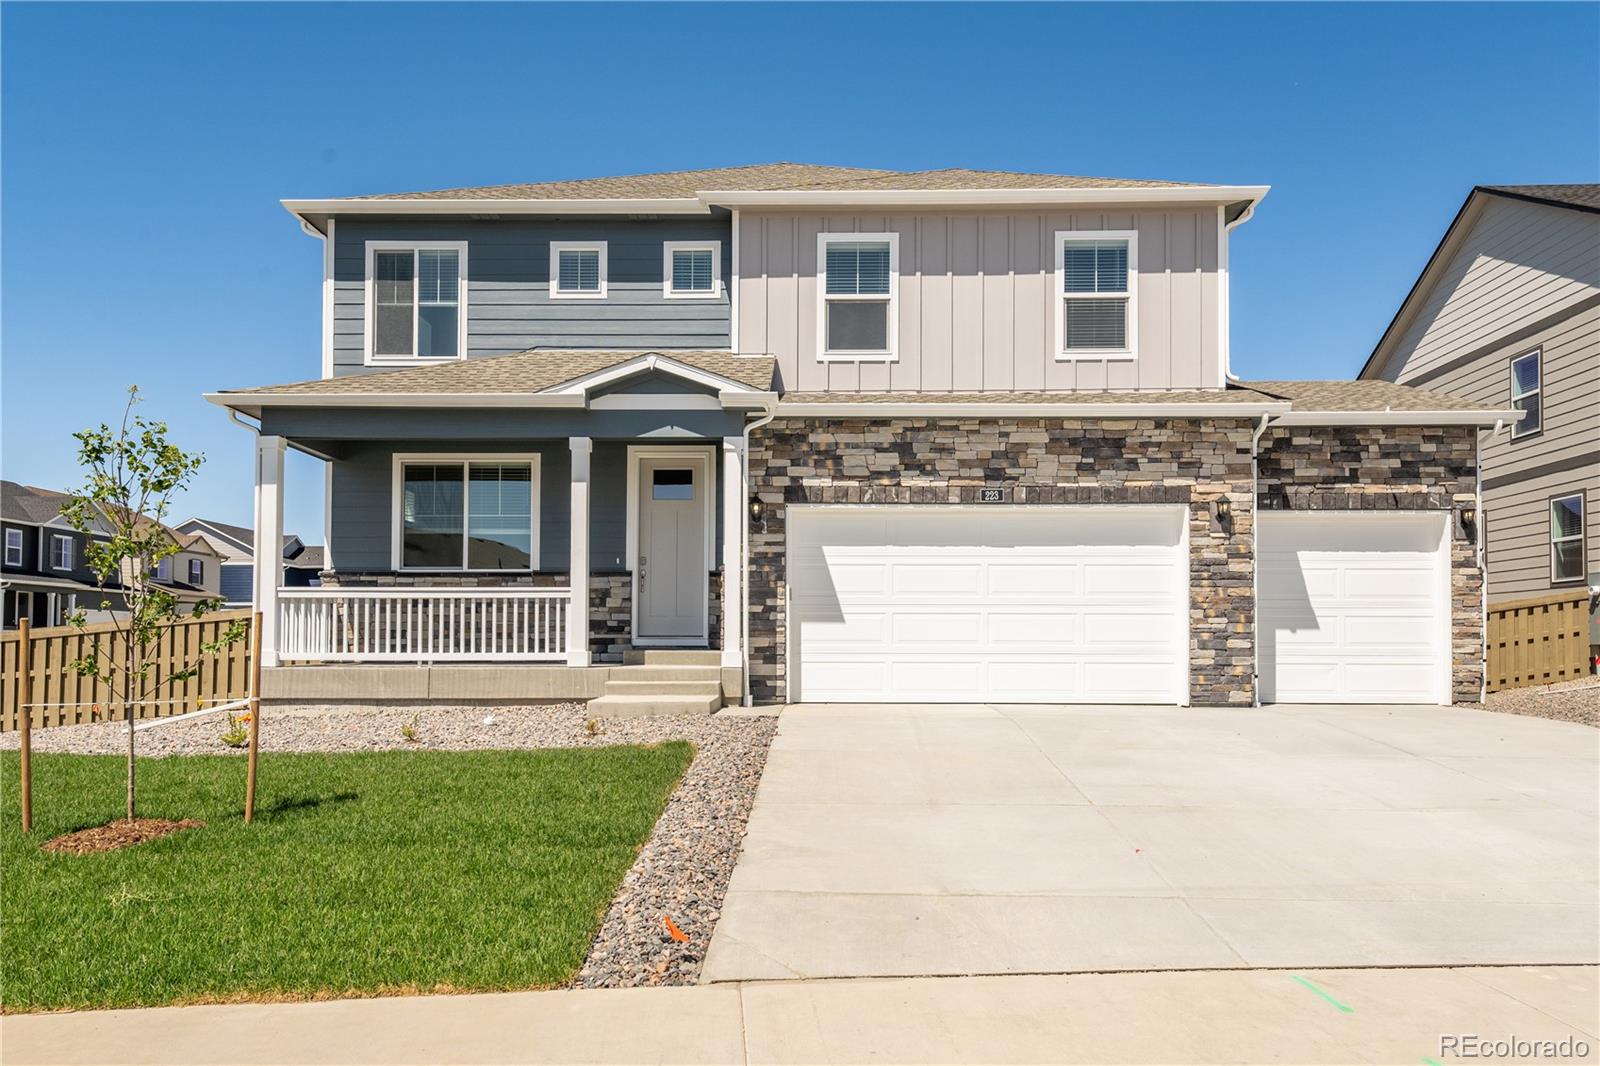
[786,507,1189,704]
[737,208,1222,393]
[1258,513,1451,705]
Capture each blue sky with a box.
[3,2,1596,537]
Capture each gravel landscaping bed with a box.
[1479,676,1599,728]
[0,702,778,987]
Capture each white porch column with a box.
[721,436,744,669]
[252,435,286,668]
[567,437,592,667]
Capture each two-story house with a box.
[176,518,324,606]
[208,163,1512,711]
[1360,184,1599,668]
[1,481,224,628]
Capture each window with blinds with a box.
[1056,233,1136,356]
[400,458,538,570]
[820,235,897,358]
[1510,350,1541,440]
[551,242,607,298]
[369,245,463,360]
[665,242,720,297]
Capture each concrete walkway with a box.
[4,966,1594,1065]
[703,703,1599,982]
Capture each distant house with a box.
[1360,184,1598,653]
[2,481,225,628]
[174,518,322,607]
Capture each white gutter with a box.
[1271,409,1522,427]
[283,197,709,231]
[226,408,337,462]
[1220,198,1261,383]
[776,401,1292,418]
[698,185,1271,209]
[206,392,589,411]
[739,400,778,708]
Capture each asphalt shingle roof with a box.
[219,349,777,396]
[347,162,1209,202]
[1239,379,1497,412]
[780,389,1279,406]
[1480,184,1600,213]
[1,481,75,526]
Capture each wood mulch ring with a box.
[42,818,205,855]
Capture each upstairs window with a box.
[49,534,72,570]
[1056,231,1137,358]
[1510,350,1541,440]
[367,243,465,362]
[188,558,204,585]
[1551,494,1586,584]
[818,234,897,360]
[550,242,607,299]
[663,241,721,298]
[4,529,21,567]
[154,557,171,582]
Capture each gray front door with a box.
[637,458,707,641]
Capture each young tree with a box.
[61,386,246,821]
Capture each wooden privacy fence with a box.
[1,609,253,731]
[1486,589,1594,693]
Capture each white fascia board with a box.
[205,392,589,411]
[774,401,1292,418]
[1272,409,1522,427]
[699,186,1271,209]
[282,198,709,230]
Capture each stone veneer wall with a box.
[1256,425,1483,703]
[747,417,1257,706]
[317,570,723,664]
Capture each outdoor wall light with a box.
[749,497,766,523]
[1215,498,1232,527]
[1459,506,1478,541]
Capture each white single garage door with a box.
[786,506,1188,704]
[1258,512,1450,704]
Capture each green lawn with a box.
[0,744,692,1012]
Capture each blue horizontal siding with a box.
[330,217,732,376]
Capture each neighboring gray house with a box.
[1360,185,1599,648]
[208,163,1514,712]
[3,481,224,628]
[174,518,322,606]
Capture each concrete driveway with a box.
[702,703,1599,982]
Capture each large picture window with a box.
[1055,230,1137,358]
[817,233,898,360]
[396,456,539,571]
[366,242,466,362]
[1550,493,1586,584]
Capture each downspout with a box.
[1221,200,1260,385]
[1250,411,1272,707]
[1477,423,1499,703]
[740,400,777,707]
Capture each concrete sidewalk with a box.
[4,966,1595,1065]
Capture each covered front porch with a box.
[210,350,777,708]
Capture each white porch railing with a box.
[277,587,570,663]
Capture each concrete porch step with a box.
[605,664,724,683]
[604,679,723,697]
[586,692,722,718]
[622,648,721,666]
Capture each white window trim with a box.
[1054,229,1139,361]
[1550,492,1586,585]
[662,240,723,299]
[624,445,716,646]
[390,453,542,573]
[1509,349,1542,441]
[549,241,608,300]
[49,534,72,571]
[363,240,469,366]
[816,232,899,363]
[3,529,21,567]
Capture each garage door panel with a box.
[789,507,1187,704]
[1259,514,1447,705]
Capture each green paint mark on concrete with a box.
[1422,1057,1444,1065]
[1291,974,1354,1013]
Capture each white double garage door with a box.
[787,507,1452,705]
